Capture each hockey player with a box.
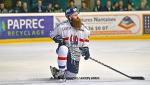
[50,7,90,79]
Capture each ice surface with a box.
[0,40,150,85]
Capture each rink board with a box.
[0,35,150,44]
[0,12,150,44]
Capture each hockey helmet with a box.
[65,7,79,17]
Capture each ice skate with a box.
[50,66,66,80]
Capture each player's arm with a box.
[80,29,90,60]
[50,25,64,44]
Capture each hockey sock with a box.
[57,45,68,71]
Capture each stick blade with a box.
[130,76,145,80]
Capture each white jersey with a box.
[50,20,90,47]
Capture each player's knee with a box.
[66,71,77,79]
[58,45,68,56]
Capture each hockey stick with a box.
[89,57,145,80]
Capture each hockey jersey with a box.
[50,20,90,48]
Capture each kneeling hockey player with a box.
[50,7,90,79]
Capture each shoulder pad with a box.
[56,20,69,27]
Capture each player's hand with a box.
[79,47,90,60]
[53,35,64,45]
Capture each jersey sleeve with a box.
[50,24,62,39]
[83,28,90,47]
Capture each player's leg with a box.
[66,49,81,79]
[51,45,68,79]
[57,45,68,71]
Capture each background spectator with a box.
[53,3,63,13]
[142,0,148,5]
[138,0,149,10]
[127,2,135,11]
[0,0,150,13]
[113,1,119,11]
[68,0,76,8]
[103,0,113,11]
[93,0,103,12]
[21,2,28,13]
[118,0,126,11]
[80,1,90,12]
[0,2,8,13]
[46,3,54,13]
[12,0,22,13]
[32,0,46,13]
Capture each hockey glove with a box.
[79,47,90,60]
[53,35,64,45]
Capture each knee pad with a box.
[57,45,68,71]
[65,71,77,79]
[58,45,68,56]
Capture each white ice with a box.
[0,40,150,85]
